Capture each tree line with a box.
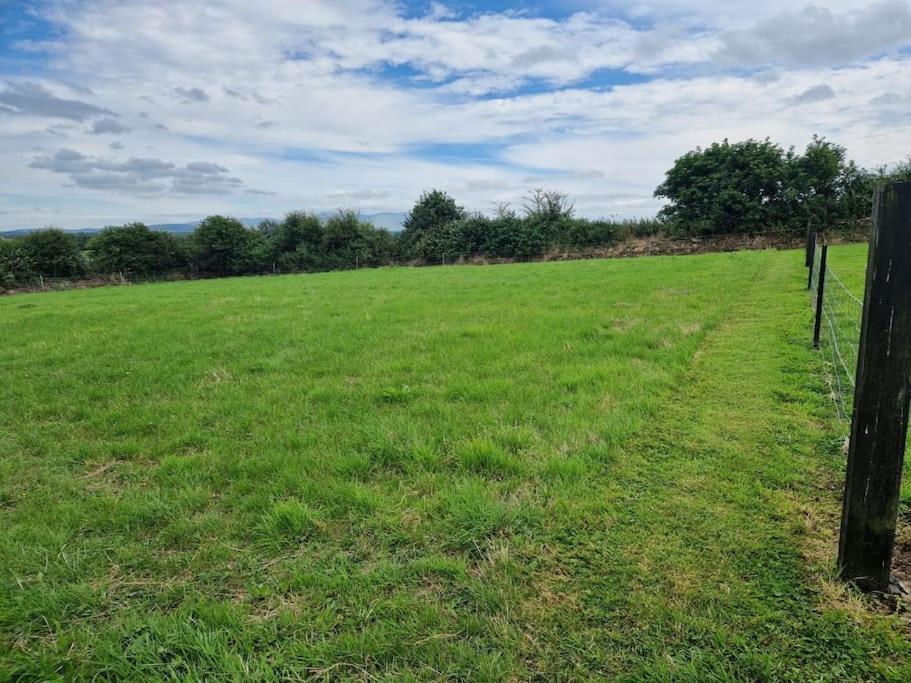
[2,136,909,288]
[0,197,661,287]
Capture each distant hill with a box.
[0,212,407,238]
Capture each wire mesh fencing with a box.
[810,239,863,421]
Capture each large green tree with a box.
[655,136,883,235]
[401,190,465,251]
[655,139,789,234]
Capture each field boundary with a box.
[1,230,868,296]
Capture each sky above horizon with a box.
[1,0,910,229]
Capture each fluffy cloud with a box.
[788,84,836,105]
[716,1,911,67]
[0,81,113,120]
[89,117,130,134]
[174,87,209,103]
[0,0,910,228]
[29,149,246,195]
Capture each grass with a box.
[1,249,909,680]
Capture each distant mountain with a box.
[347,212,407,231]
[0,212,407,238]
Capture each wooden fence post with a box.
[838,181,911,592]
[812,243,827,348]
[805,218,814,267]
[807,231,816,290]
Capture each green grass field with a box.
[2,248,909,680]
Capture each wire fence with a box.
[810,239,863,421]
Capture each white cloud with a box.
[0,81,113,120]
[1,0,910,227]
[788,84,836,105]
[89,117,130,134]
[29,148,247,195]
[716,1,911,67]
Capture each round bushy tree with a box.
[20,228,85,277]
[655,139,789,235]
[401,190,465,252]
[190,215,262,275]
[89,222,182,276]
[266,211,325,270]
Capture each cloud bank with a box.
[0,0,910,228]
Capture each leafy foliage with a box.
[88,223,184,276]
[523,188,575,222]
[655,139,790,234]
[655,137,906,235]
[19,228,85,278]
[0,238,35,287]
[401,189,465,247]
[189,215,265,275]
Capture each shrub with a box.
[558,218,618,248]
[19,228,85,278]
[89,223,183,276]
[0,238,35,286]
[401,190,465,254]
[523,188,574,222]
[265,212,324,269]
[322,210,396,269]
[190,216,263,275]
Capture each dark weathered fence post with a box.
[805,219,814,267]
[812,243,828,348]
[806,231,817,290]
[838,181,911,592]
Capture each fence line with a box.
[832,182,911,593]
[809,235,863,421]
[809,183,911,594]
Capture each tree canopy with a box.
[655,137,888,235]
[401,190,465,247]
[89,223,183,276]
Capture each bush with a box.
[401,190,465,254]
[523,188,574,223]
[89,223,183,276]
[190,216,264,275]
[558,219,618,248]
[0,238,35,287]
[322,210,396,269]
[19,228,85,278]
[260,212,324,272]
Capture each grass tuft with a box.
[259,500,322,543]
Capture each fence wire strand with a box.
[811,242,863,421]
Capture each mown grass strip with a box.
[518,252,911,680]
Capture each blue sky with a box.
[1,0,910,228]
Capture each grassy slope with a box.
[0,250,908,680]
